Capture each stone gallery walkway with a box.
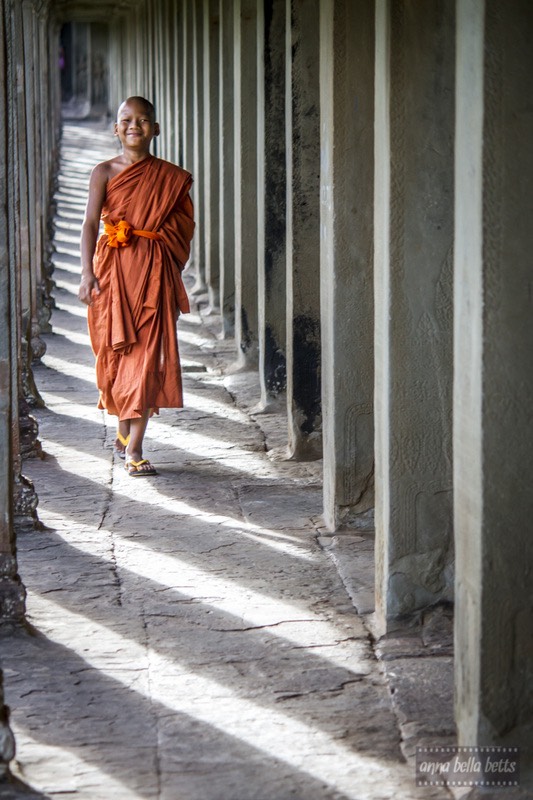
[0,124,453,800]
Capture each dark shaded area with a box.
[264,325,286,394]
[292,314,321,434]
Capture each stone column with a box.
[155,0,168,157]
[171,0,183,164]
[15,2,46,411]
[162,0,177,161]
[257,0,287,409]
[191,0,206,294]
[0,673,16,781]
[203,0,220,312]
[7,2,41,528]
[182,0,195,174]
[218,0,235,337]
[0,0,26,621]
[320,0,374,530]
[454,0,533,746]
[374,0,455,631]
[24,3,52,345]
[233,0,258,367]
[286,0,321,459]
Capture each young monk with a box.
[78,97,194,476]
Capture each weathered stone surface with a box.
[0,122,456,800]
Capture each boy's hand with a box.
[78,273,100,305]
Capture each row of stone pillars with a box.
[0,0,532,757]
[104,0,533,749]
[1,0,60,615]
[108,0,327,464]
[1,0,61,774]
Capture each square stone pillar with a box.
[203,0,220,313]
[151,1,166,157]
[0,0,26,621]
[286,0,321,460]
[180,0,196,273]
[374,0,455,630]
[171,0,183,164]
[182,1,195,173]
[218,0,235,337]
[257,0,287,408]
[233,0,259,367]
[454,0,533,746]
[191,0,206,294]
[320,0,374,530]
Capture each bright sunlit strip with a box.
[51,326,91,347]
[53,259,83,276]
[45,439,308,549]
[10,736,135,797]
[42,354,95,384]
[45,516,341,638]
[178,389,247,423]
[40,392,103,424]
[26,593,409,799]
[54,230,82,245]
[42,441,109,485]
[54,299,89,318]
[55,240,81,258]
[55,276,82,296]
[146,423,267,472]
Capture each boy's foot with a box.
[114,432,130,460]
[125,458,158,477]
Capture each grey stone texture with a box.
[217,0,236,339]
[232,0,259,368]
[0,122,456,800]
[374,0,455,630]
[202,0,221,313]
[319,0,375,531]
[257,0,287,408]
[191,0,207,296]
[285,0,322,460]
[454,0,533,752]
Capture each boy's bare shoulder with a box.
[91,156,124,183]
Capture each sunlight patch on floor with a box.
[178,389,249,423]
[51,326,92,347]
[11,737,138,798]
[40,437,310,553]
[42,354,96,384]
[54,298,92,318]
[23,592,400,799]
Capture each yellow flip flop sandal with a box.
[114,432,130,459]
[125,458,158,477]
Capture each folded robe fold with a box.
[87,155,195,420]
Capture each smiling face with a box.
[114,98,160,154]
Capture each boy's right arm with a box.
[79,164,108,305]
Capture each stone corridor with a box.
[0,123,456,800]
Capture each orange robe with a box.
[88,156,194,420]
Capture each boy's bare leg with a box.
[125,409,151,465]
[114,419,131,457]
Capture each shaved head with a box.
[117,96,156,121]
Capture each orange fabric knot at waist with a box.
[104,219,162,248]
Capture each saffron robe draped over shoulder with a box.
[87,156,194,420]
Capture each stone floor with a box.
[0,122,526,800]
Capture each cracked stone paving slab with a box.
[0,123,453,800]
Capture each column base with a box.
[0,556,26,622]
[13,474,40,532]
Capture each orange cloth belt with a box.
[104,219,162,248]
